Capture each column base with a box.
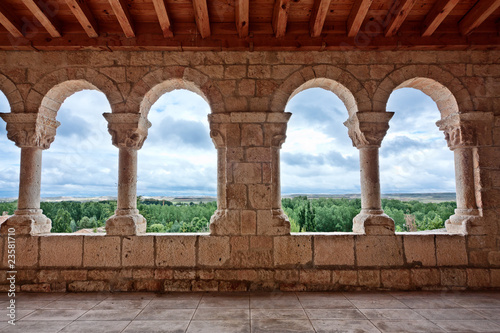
[445,211,481,235]
[210,209,240,235]
[105,211,146,236]
[263,209,291,235]
[0,210,51,235]
[353,210,395,235]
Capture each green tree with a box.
[52,209,72,233]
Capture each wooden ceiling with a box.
[0,0,499,51]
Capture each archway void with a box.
[0,91,19,199]
[137,89,216,197]
[41,90,116,198]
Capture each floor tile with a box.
[148,298,201,309]
[371,320,445,332]
[251,309,307,320]
[471,308,500,320]
[360,308,425,320]
[194,308,250,320]
[186,320,250,333]
[123,320,190,333]
[15,293,66,301]
[343,292,396,301]
[59,320,130,332]
[415,308,486,320]
[312,319,381,333]
[250,293,302,309]
[21,309,86,321]
[0,320,71,332]
[305,308,365,320]
[299,298,355,309]
[105,292,157,300]
[59,292,111,301]
[77,309,142,321]
[451,298,500,308]
[350,299,408,309]
[251,319,315,333]
[92,299,151,310]
[433,320,500,332]
[14,300,55,309]
[199,294,249,308]
[400,298,463,309]
[136,308,195,321]
[42,300,101,310]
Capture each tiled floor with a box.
[1,291,500,332]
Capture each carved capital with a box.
[103,113,151,149]
[436,112,494,150]
[344,111,394,148]
[0,113,60,149]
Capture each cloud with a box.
[148,116,212,150]
[380,135,427,157]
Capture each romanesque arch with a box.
[374,65,473,116]
[0,72,23,113]
[127,67,223,116]
[271,65,371,115]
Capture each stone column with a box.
[208,112,291,236]
[344,111,395,235]
[437,112,493,235]
[0,113,59,235]
[103,113,151,235]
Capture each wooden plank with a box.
[21,0,61,38]
[272,0,290,38]
[235,0,249,38]
[459,0,500,35]
[0,2,23,38]
[65,0,99,38]
[421,0,459,37]
[192,0,211,38]
[152,0,173,38]
[384,0,418,37]
[347,0,373,37]
[108,0,135,38]
[309,0,331,37]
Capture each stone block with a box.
[227,184,248,209]
[225,96,248,112]
[381,269,411,289]
[230,236,249,252]
[262,164,272,183]
[227,148,244,162]
[246,147,272,162]
[133,280,163,292]
[192,280,218,291]
[250,236,273,250]
[164,280,192,292]
[467,269,490,288]
[38,270,60,282]
[241,210,257,235]
[436,235,468,266]
[40,235,83,267]
[238,79,255,96]
[68,281,110,292]
[241,124,263,146]
[122,236,154,267]
[334,270,358,286]
[9,236,38,267]
[248,65,271,79]
[233,163,262,183]
[314,235,355,266]
[155,268,174,279]
[358,270,380,288]
[88,269,116,280]
[441,268,466,287]
[219,281,248,291]
[198,236,230,267]
[404,235,436,266]
[83,236,120,268]
[274,235,312,266]
[156,236,196,267]
[256,210,290,235]
[491,269,500,287]
[61,270,87,281]
[411,268,440,286]
[224,65,247,79]
[300,269,331,284]
[355,236,404,267]
[248,185,272,209]
[225,123,241,147]
[133,268,154,279]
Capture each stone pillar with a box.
[437,112,494,235]
[0,113,59,235]
[344,111,395,235]
[103,113,151,235]
[208,112,291,236]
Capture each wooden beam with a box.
[152,0,173,38]
[459,0,500,35]
[422,0,459,37]
[192,0,210,38]
[65,0,99,38]
[347,0,373,37]
[108,0,135,38]
[235,0,249,38]
[310,0,331,37]
[21,0,61,38]
[273,0,291,38]
[0,2,23,38]
[384,0,418,37]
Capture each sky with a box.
[0,86,455,199]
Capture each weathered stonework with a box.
[0,50,499,291]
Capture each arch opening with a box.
[281,87,360,233]
[381,87,456,232]
[0,90,20,201]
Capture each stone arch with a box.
[26,68,124,117]
[127,67,224,117]
[375,65,473,118]
[0,72,24,113]
[271,65,371,116]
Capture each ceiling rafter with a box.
[384,0,418,37]
[422,0,459,37]
[192,0,210,38]
[235,0,249,38]
[65,0,99,38]
[272,0,290,38]
[21,0,61,38]
[459,0,500,35]
[108,0,135,38]
[347,0,373,37]
[152,0,173,38]
[0,2,24,38]
[310,0,332,38]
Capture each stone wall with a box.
[0,50,499,291]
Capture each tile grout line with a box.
[294,292,317,333]
[119,295,154,333]
[184,292,203,333]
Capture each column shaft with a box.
[359,147,383,213]
[272,148,281,210]
[17,147,42,212]
[117,148,138,214]
[454,147,477,213]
